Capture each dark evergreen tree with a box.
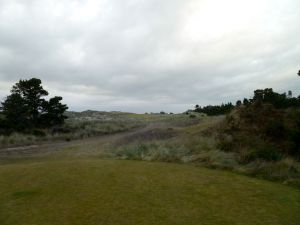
[194,102,234,116]
[194,88,300,116]
[10,78,48,126]
[1,78,68,132]
[251,88,300,109]
[1,93,29,130]
[40,96,68,126]
[243,98,250,106]
[253,89,264,102]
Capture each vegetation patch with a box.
[115,142,190,162]
[116,127,178,145]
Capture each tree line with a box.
[194,88,300,116]
[239,88,300,109]
[0,78,68,134]
[194,103,234,116]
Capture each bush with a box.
[149,144,190,162]
[218,135,234,152]
[265,120,285,139]
[119,143,151,160]
[283,179,300,188]
[218,105,300,159]
[32,130,46,137]
[238,158,300,182]
[115,142,190,162]
[244,145,282,162]
[185,150,238,170]
[0,133,38,148]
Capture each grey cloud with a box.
[0,0,300,112]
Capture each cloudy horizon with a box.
[0,0,299,113]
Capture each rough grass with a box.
[0,133,38,147]
[0,113,199,149]
[0,118,142,148]
[2,113,298,186]
[112,114,300,186]
[115,142,190,162]
[0,159,299,225]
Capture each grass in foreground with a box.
[0,159,299,225]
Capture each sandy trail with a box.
[0,123,171,158]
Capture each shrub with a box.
[244,145,282,162]
[186,150,238,170]
[218,104,300,159]
[115,142,190,162]
[120,143,151,160]
[264,120,285,139]
[218,135,234,152]
[0,133,38,148]
[239,158,300,182]
[149,143,190,162]
[32,130,46,137]
[283,179,300,188]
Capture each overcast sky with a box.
[0,0,299,113]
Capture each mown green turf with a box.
[0,159,299,225]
